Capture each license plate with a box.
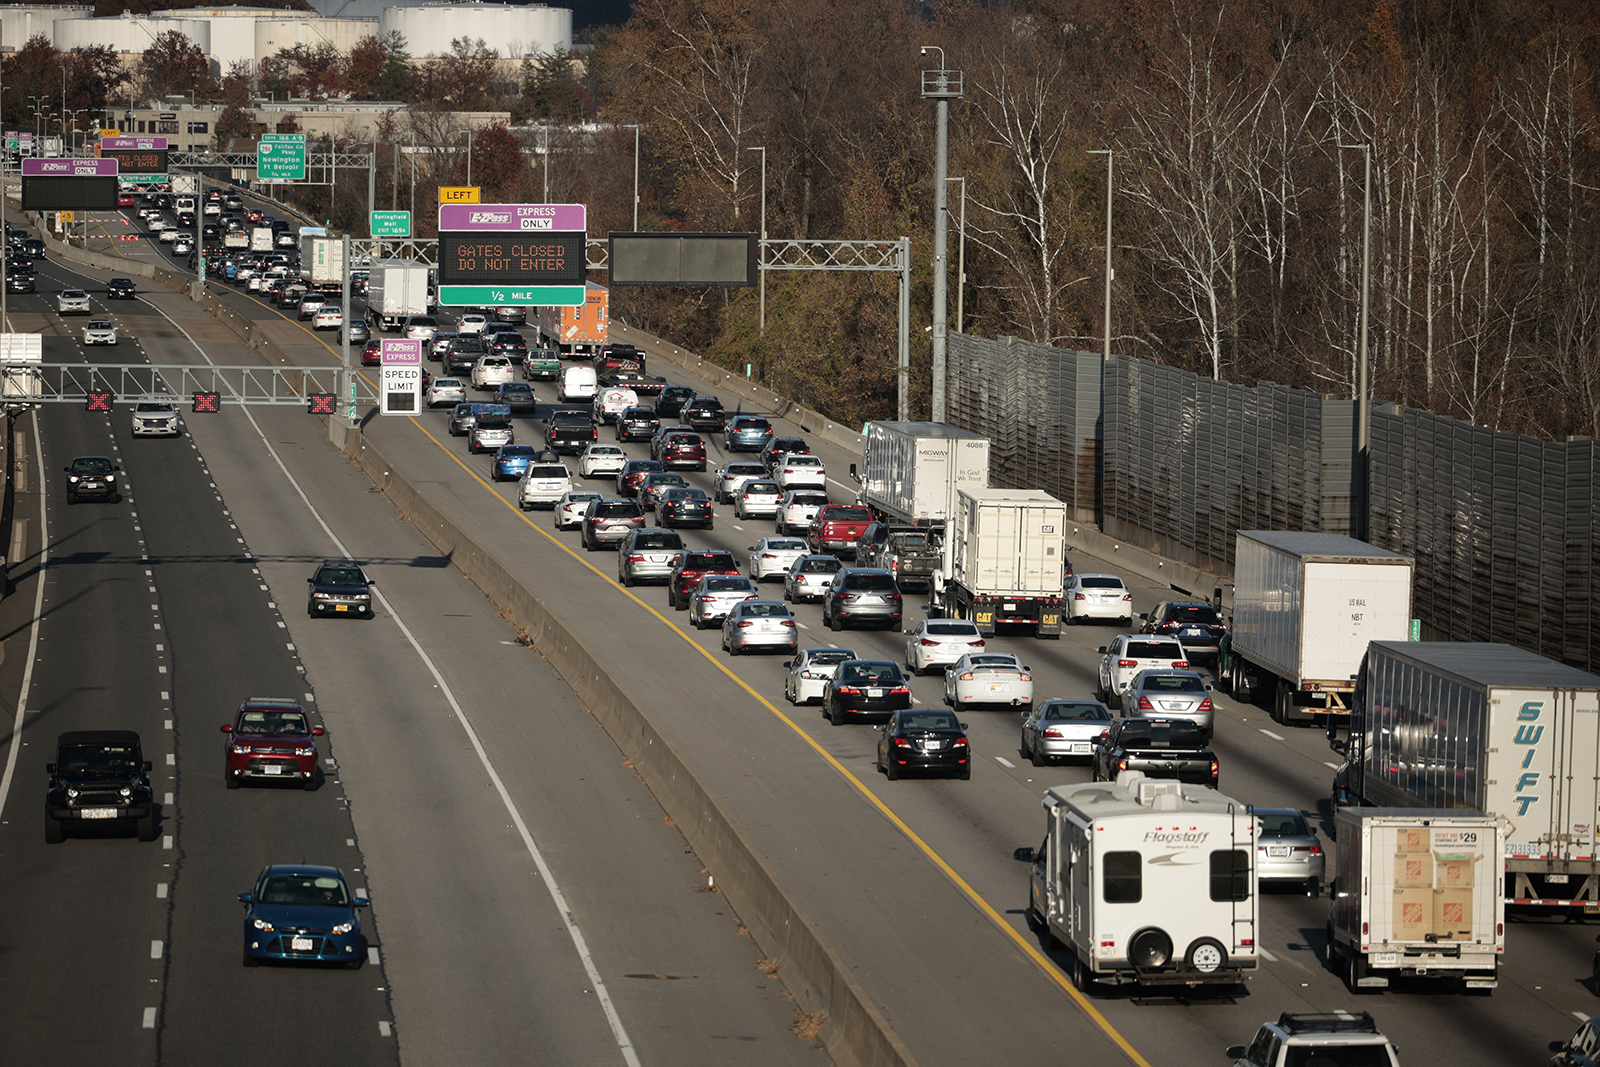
[988,683,1010,692]
[1004,603,1017,611]
[264,765,283,775]
[1371,952,1398,966]
[1068,743,1090,754]
[921,740,944,751]
[1162,701,1188,711]
[648,554,669,562]
[1267,846,1291,857]
[335,604,348,612]
[1183,628,1204,636]
[79,807,117,819]
[867,688,883,698]
[1548,874,1570,884]
[291,937,315,952]
[859,596,881,605]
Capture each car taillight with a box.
[1117,658,1138,667]
[1042,728,1064,739]
[1117,757,1129,771]
[1122,593,1132,600]
[1018,673,1031,681]
[952,736,968,747]
[920,638,939,646]
[698,595,716,603]
[1137,697,1155,710]
[970,639,986,647]
[1197,698,1213,713]
[890,686,910,694]
[893,737,912,748]
[1209,759,1220,777]
[958,672,974,681]
[835,593,853,601]
[888,593,902,601]
[1172,660,1189,668]
[780,620,795,627]
[836,686,860,695]
[737,621,755,628]
[761,553,777,559]
[1074,592,1087,600]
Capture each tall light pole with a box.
[1340,141,1374,541]
[1088,149,1114,366]
[466,127,473,187]
[946,177,965,336]
[541,122,550,203]
[746,145,765,332]
[921,46,962,423]
[624,124,641,228]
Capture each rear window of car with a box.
[807,649,854,664]
[844,574,898,592]
[594,502,642,518]
[686,553,735,567]
[734,418,771,430]
[1040,702,1111,722]
[742,602,789,617]
[928,622,979,635]
[664,488,708,502]
[728,463,766,475]
[552,411,592,425]
[668,434,703,447]
[768,539,807,551]
[900,712,960,731]
[636,533,684,549]
[826,506,871,521]
[1081,576,1126,589]
[1259,812,1311,837]
[1167,605,1223,624]
[1120,723,1205,747]
[528,465,568,478]
[705,577,754,591]
[1141,674,1204,692]
[791,493,829,506]
[786,456,823,466]
[744,481,780,494]
[801,558,842,573]
[1126,641,1183,659]
[839,662,904,683]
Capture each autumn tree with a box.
[2,36,63,130]
[138,30,208,100]
[470,121,528,200]
[521,45,588,122]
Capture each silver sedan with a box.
[1253,807,1325,895]
[783,647,859,705]
[721,599,798,656]
[1019,699,1113,766]
[687,575,758,630]
[783,554,842,603]
[748,537,809,581]
[1124,669,1214,734]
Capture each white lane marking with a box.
[379,1021,393,1037]
[995,756,1015,768]
[163,835,173,850]
[151,940,163,959]
[1323,761,1340,769]
[368,946,381,965]
[165,753,175,765]
[156,883,168,899]
[142,1007,157,1029]
[0,409,49,821]
[1574,1011,1592,1023]
[1258,729,1284,741]
[163,792,173,805]
[796,622,808,630]
[164,717,172,728]
[347,838,355,846]
[1257,946,1278,962]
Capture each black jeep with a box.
[46,730,157,843]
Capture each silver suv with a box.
[1227,1012,1399,1067]
[820,568,903,632]
[616,528,687,586]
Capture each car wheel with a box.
[1028,737,1048,767]
[45,815,65,844]
[959,763,971,780]
[828,703,843,726]
[829,613,842,633]
[137,810,158,842]
[782,587,791,603]
[1307,876,1320,898]
[885,754,899,780]
[66,493,76,505]
[706,518,714,531]
[226,772,241,789]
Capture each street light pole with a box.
[746,145,765,333]
[624,124,641,229]
[466,127,473,187]
[921,46,963,423]
[541,123,550,203]
[946,177,965,336]
[1339,141,1374,541]
[1088,149,1113,367]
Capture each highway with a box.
[1,197,1594,1066]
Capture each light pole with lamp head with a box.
[1087,149,1113,367]
[624,124,641,228]
[746,145,765,333]
[920,45,962,423]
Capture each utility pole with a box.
[1340,142,1373,541]
[746,146,765,332]
[1088,149,1113,367]
[920,47,962,424]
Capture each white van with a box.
[174,196,195,215]
[591,387,638,424]
[559,365,598,403]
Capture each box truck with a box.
[298,228,339,283]
[1221,531,1414,726]
[538,282,607,357]
[366,259,430,332]
[848,422,990,526]
[928,488,1066,638]
[1017,774,1258,992]
[1335,640,1600,912]
[250,226,275,252]
[1326,809,1504,992]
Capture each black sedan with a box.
[875,709,971,780]
[495,381,537,413]
[659,487,714,530]
[822,660,912,726]
[616,406,661,442]
[107,277,137,299]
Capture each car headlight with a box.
[105,474,115,482]
[331,921,354,935]
[313,591,331,599]
[295,745,315,757]
[68,476,79,483]
[120,786,132,797]
[66,787,79,798]
[231,744,252,754]
[252,918,275,931]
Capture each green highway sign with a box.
[438,285,586,307]
[257,134,306,181]
[370,210,411,238]
[118,173,170,185]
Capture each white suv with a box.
[1227,1012,1400,1067]
[56,290,91,315]
[1095,634,1188,709]
[471,355,514,391]
[131,395,182,437]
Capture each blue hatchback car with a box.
[240,864,367,968]
[493,444,539,481]
[724,414,774,452]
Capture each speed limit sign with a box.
[379,365,421,415]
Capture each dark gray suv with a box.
[820,568,903,632]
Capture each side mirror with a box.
[1012,846,1035,863]
[307,577,315,584]
[62,466,70,473]
[1138,612,1149,621]
[1098,730,1110,740]
[238,892,254,904]
[312,726,326,736]
[221,724,233,733]
[1549,1042,1567,1054]
[1096,646,1108,655]
[960,723,968,731]
[113,466,122,472]
[46,762,56,774]
[1225,1047,1246,1060]
[142,760,153,772]
[781,661,792,669]
[355,898,370,908]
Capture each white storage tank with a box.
[255,16,380,60]
[0,5,92,53]
[151,7,289,74]
[380,3,571,58]
[51,13,212,58]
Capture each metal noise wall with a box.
[1369,409,1600,671]
[946,334,1100,521]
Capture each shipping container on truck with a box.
[848,421,990,526]
[1326,809,1505,992]
[365,259,430,332]
[538,282,607,357]
[1018,774,1258,992]
[1337,641,1600,913]
[1222,531,1414,726]
[929,488,1067,638]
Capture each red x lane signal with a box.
[192,391,221,413]
[307,392,337,414]
[86,391,113,412]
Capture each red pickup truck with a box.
[806,503,873,556]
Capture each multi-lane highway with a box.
[2,195,1595,1066]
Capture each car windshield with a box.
[1168,605,1223,625]
[1081,576,1126,589]
[1041,702,1111,722]
[1126,641,1182,658]
[257,874,350,908]
[927,622,979,636]
[741,602,789,617]
[1141,674,1204,693]
[317,567,367,587]
[135,402,174,413]
[86,320,112,330]
[58,743,139,772]
[827,506,871,521]
[236,711,310,736]
[636,533,684,549]
[899,712,960,731]
[1259,812,1311,837]
[70,458,113,473]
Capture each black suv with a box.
[682,396,727,432]
[6,268,35,293]
[820,567,904,631]
[761,436,810,473]
[46,730,157,842]
[306,560,376,618]
[616,406,661,442]
[64,456,121,504]
[1139,601,1227,662]
[655,385,695,419]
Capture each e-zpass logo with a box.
[1512,700,1544,817]
[470,211,510,224]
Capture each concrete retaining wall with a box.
[339,434,915,1067]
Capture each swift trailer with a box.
[1222,531,1414,727]
[928,488,1067,639]
[539,282,608,357]
[1018,774,1258,992]
[849,421,990,526]
[366,259,430,332]
[1326,808,1505,992]
[1336,641,1600,913]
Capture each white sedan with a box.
[554,490,603,530]
[425,377,466,408]
[313,306,344,330]
[773,453,828,490]
[82,319,119,346]
[943,653,1034,713]
[904,618,985,675]
[747,537,809,581]
[1065,573,1133,624]
[579,444,628,479]
[457,312,488,335]
[783,646,859,705]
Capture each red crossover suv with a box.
[667,550,741,610]
[221,698,324,790]
[658,432,707,472]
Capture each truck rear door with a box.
[1486,686,1600,865]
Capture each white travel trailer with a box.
[1019,774,1259,991]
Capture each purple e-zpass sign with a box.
[102,136,169,151]
[438,203,587,233]
[23,158,119,177]
[380,340,423,365]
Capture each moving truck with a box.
[366,259,430,332]
[1017,774,1258,992]
[538,282,607,357]
[1221,531,1414,725]
[849,422,991,526]
[250,226,275,252]
[929,488,1067,638]
[1336,640,1600,912]
[1326,809,1505,992]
